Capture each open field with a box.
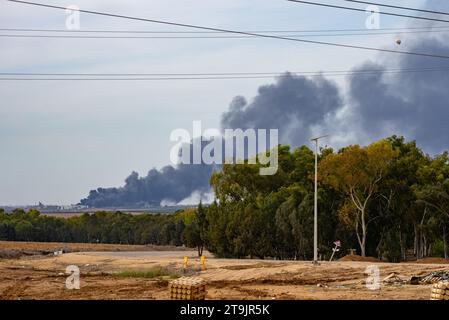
[0,242,448,300]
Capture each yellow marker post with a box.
[201,255,206,271]
[184,256,188,273]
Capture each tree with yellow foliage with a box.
[320,140,398,256]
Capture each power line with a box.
[2,67,449,76]
[3,26,449,34]
[4,28,449,39]
[287,0,449,24]
[5,0,449,59]
[342,0,449,17]
[0,76,312,81]
[1,67,449,81]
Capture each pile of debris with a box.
[411,271,449,285]
[382,273,408,285]
[381,271,449,286]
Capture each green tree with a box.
[181,206,206,256]
[413,151,449,258]
[320,140,398,256]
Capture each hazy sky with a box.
[0,0,428,205]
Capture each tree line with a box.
[0,209,186,246]
[205,136,449,261]
[1,136,448,262]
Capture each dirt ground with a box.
[0,240,188,253]
[0,241,448,300]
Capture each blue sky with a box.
[0,0,429,205]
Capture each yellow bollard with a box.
[184,256,188,273]
[201,255,206,271]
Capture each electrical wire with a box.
[287,0,449,24]
[5,0,449,59]
[3,26,449,33]
[342,0,449,17]
[2,67,449,81]
[3,28,449,39]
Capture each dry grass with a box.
[115,268,180,279]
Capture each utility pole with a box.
[311,135,329,265]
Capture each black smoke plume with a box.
[80,0,449,207]
[80,141,215,208]
[221,74,343,146]
[221,2,449,153]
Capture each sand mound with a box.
[0,249,53,260]
[0,250,22,259]
[416,257,449,264]
[338,255,381,262]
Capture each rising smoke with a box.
[79,164,214,208]
[80,1,449,208]
[221,74,343,147]
[79,141,216,208]
[222,1,449,153]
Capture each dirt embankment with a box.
[416,257,449,264]
[338,255,449,264]
[338,255,382,263]
[0,241,189,259]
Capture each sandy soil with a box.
[0,242,448,300]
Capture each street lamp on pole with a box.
[310,134,329,265]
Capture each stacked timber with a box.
[430,281,449,300]
[169,277,206,300]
